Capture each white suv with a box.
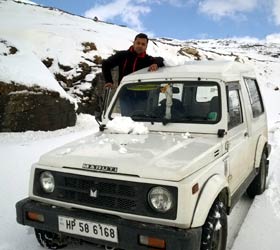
[16,61,270,250]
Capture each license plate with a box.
[58,216,118,243]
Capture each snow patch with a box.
[215,220,222,231]
[214,211,221,219]
[266,178,280,219]
[119,146,128,154]
[15,0,37,5]
[163,56,187,66]
[181,132,192,139]
[57,148,72,155]
[0,50,75,104]
[107,117,148,135]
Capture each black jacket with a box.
[102,46,164,84]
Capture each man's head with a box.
[133,33,148,54]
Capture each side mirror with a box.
[217,129,226,138]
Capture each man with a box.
[102,33,164,88]
[100,33,164,116]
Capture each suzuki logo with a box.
[89,188,98,198]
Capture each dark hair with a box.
[134,33,149,42]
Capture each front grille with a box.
[63,177,136,211]
[33,169,178,220]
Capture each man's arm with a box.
[148,56,164,71]
[153,56,164,67]
[102,51,126,83]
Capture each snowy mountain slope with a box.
[0,39,72,100]
[15,0,37,4]
[0,0,138,109]
[1,0,280,111]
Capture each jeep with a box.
[16,61,270,250]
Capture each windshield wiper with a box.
[131,114,174,126]
[130,114,162,123]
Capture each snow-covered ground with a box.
[1,1,280,249]
[231,126,280,250]
[0,115,100,250]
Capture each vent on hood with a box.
[214,149,220,157]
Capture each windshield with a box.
[109,81,221,124]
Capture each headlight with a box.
[40,171,55,193]
[148,187,173,213]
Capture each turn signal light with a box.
[139,235,166,249]
[192,183,199,195]
[27,211,45,222]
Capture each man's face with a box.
[133,38,148,54]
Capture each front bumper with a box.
[16,198,201,250]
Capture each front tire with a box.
[200,200,227,250]
[247,151,268,198]
[35,229,68,249]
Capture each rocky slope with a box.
[0,0,279,131]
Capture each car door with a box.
[226,82,252,193]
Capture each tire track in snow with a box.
[267,124,280,219]
[227,195,253,250]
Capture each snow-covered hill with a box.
[0,0,137,109]
[1,1,280,249]
[1,0,280,116]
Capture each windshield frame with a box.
[108,80,222,125]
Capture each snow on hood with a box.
[107,117,148,134]
[38,131,222,181]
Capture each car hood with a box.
[38,132,223,181]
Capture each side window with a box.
[227,87,243,129]
[244,78,264,118]
[196,86,218,102]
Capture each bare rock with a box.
[179,47,201,60]
[93,55,103,65]
[0,81,76,132]
[58,62,73,72]
[82,42,97,53]
[42,57,54,68]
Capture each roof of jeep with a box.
[121,61,256,84]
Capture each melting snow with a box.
[107,117,148,135]
[215,220,222,231]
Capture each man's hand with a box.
[104,82,113,88]
[148,64,158,72]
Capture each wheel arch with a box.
[191,175,229,228]
[254,135,269,169]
